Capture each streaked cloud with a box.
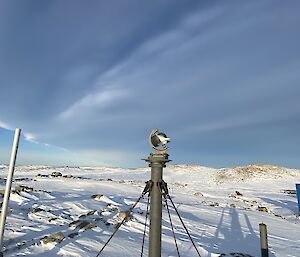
[23,132,38,143]
[0,0,300,168]
[59,88,131,120]
[0,120,12,130]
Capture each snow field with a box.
[0,164,299,256]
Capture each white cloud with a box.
[0,120,12,130]
[58,88,130,120]
[23,132,38,143]
[24,132,36,141]
[0,120,40,144]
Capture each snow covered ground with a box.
[0,164,299,257]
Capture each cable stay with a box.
[164,194,180,257]
[140,192,150,257]
[95,180,153,257]
[95,179,202,257]
[159,180,202,257]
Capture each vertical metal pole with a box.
[0,128,21,253]
[145,153,169,257]
[296,184,300,215]
[259,223,269,257]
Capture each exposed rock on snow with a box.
[67,232,78,238]
[69,220,96,230]
[50,171,63,177]
[41,232,65,245]
[117,210,132,222]
[92,194,103,200]
[15,185,34,193]
[257,206,269,212]
[193,191,204,196]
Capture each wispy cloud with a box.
[58,88,131,120]
[0,120,12,130]
[1,1,300,167]
[23,132,38,143]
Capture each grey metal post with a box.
[0,128,21,253]
[145,153,169,257]
[259,223,269,257]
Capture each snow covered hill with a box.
[0,164,299,256]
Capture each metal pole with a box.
[259,223,269,257]
[296,184,300,216]
[145,153,169,257]
[0,128,21,253]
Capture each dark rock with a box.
[15,185,34,193]
[258,206,268,212]
[0,189,5,197]
[193,192,203,196]
[69,220,96,230]
[68,232,78,238]
[92,194,103,200]
[29,207,45,215]
[50,171,62,177]
[282,189,296,195]
[41,232,64,245]
[48,217,58,222]
[235,191,243,196]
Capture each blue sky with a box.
[0,0,300,168]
